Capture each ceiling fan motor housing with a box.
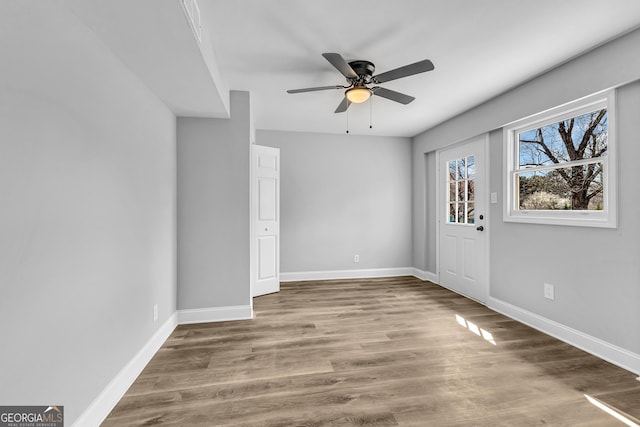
[348,60,375,85]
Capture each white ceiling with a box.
[18,1,639,139]
[198,0,640,137]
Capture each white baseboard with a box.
[280,267,415,282]
[73,304,253,426]
[73,313,178,427]
[177,304,253,324]
[488,296,640,376]
[411,268,438,283]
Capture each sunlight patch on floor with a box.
[455,314,496,345]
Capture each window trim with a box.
[503,90,617,228]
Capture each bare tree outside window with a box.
[517,109,607,210]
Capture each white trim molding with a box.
[280,267,415,282]
[411,268,438,283]
[280,268,439,284]
[177,304,253,324]
[280,267,414,282]
[73,313,178,427]
[488,296,640,376]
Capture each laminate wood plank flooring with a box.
[102,277,640,426]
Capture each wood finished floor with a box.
[103,277,640,426]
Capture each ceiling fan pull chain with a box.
[346,107,350,134]
[369,97,373,129]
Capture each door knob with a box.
[476,226,484,231]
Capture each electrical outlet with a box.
[153,304,158,322]
[544,283,555,300]
[354,254,360,263]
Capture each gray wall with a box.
[177,92,252,309]
[490,82,640,352]
[256,130,412,273]
[412,151,437,271]
[413,28,640,354]
[0,3,177,424]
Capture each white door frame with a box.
[435,133,490,303]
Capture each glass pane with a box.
[467,156,475,179]
[457,203,465,223]
[518,108,607,168]
[457,158,466,180]
[517,162,604,210]
[457,181,465,203]
[449,161,456,181]
[449,182,456,203]
[449,203,456,223]
[467,179,474,201]
[467,202,475,224]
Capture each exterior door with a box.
[438,135,488,303]
[251,145,280,297]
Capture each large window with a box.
[504,91,616,227]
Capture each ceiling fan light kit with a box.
[345,86,371,103]
[287,52,434,115]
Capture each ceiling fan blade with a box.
[334,97,351,113]
[322,53,358,79]
[372,87,415,104]
[373,59,434,83]
[287,85,346,94]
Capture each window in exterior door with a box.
[447,156,475,224]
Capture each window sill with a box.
[504,212,617,228]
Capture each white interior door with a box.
[438,135,488,303]
[252,145,280,297]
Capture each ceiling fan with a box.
[287,53,434,113]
